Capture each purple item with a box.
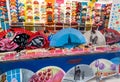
[99,63,105,70]
[110,64,116,71]
[95,60,99,67]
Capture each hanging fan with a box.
[27,31,49,49]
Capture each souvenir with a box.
[65,1,71,24]
[0,0,9,30]
[46,2,53,23]
[33,1,40,23]
[27,31,49,49]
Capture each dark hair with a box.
[44,29,49,33]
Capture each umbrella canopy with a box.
[101,28,120,45]
[50,28,86,48]
[84,30,106,46]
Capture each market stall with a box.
[0,0,120,82]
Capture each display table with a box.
[0,51,120,82]
[0,51,120,74]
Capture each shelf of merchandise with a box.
[10,23,79,31]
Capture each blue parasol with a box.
[50,28,86,48]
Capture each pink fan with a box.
[101,28,120,45]
[47,70,64,82]
[0,38,18,51]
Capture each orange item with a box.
[45,0,55,4]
